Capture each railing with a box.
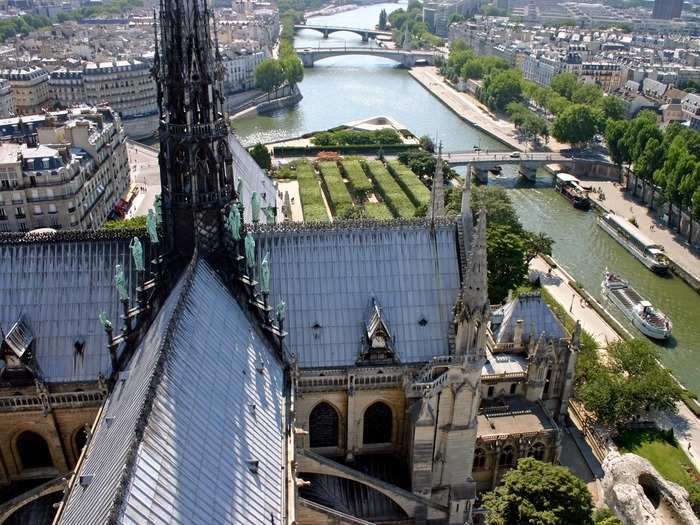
[0,390,105,412]
[478,428,557,443]
[482,371,527,381]
[568,400,610,463]
[165,120,228,138]
[409,369,449,396]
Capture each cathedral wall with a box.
[481,379,525,400]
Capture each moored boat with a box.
[601,271,672,340]
[554,172,591,210]
[597,213,669,274]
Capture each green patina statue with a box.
[261,252,270,294]
[154,194,163,225]
[99,311,112,331]
[275,300,286,323]
[244,232,255,269]
[129,236,144,272]
[228,204,241,241]
[251,192,260,223]
[114,264,129,301]
[147,209,159,244]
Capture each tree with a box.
[250,143,272,170]
[571,82,603,105]
[419,135,435,153]
[604,119,629,167]
[486,224,527,302]
[378,8,388,30]
[483,69,523,111]
[552,104,598,147]
[280,56,304,86]
[461,59,485,80]
[578,339,684,427]
[634,138,664,204]
[482,458,594,525]
[597,95,626,121]
[550,72,579,100]
[255,59,285,97]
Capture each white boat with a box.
[597,213,669,274]
[601,271,672,340]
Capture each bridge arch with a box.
[297,48,432,68]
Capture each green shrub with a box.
[318,161,354,217]
[340,160,374,196]
[296,161,329,222]
[310,128,403,146]
[365,160,416,218]
[387,160,431,207]
[365,202,394,220]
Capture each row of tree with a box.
[386,0,442,49]
[606,113,700,240]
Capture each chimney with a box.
[513,319,524,348]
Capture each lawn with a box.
[318,161,354,217]
[340,160,374,196]
[386,160,431,208]
[615,428,700,497]
[364,202,394,220]
[365,160,416,218]
[295,161,329,222]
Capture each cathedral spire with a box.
[428,143,445,221]
[461,207,488,317]
[156,0,235,257]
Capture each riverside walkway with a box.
[531,255,700,474]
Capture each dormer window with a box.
[357,298,398,366]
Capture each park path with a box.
[532,255,700,474]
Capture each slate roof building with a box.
[0,0,581,521]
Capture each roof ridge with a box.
[0,228,147,245]
[253,216,457,235]
[107,253,200,525]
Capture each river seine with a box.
[232,2,700,395]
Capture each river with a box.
[232,2,700,394]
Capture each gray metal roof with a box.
[492,292,567,344]
[58,258,286,525]
[0,237,147,383]
[256,222,461,368]
[228,134,277,223]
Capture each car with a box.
[509,152,520,158]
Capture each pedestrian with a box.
[688,442,692,455]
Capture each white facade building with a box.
[0,79,15,118]
[0,66,50,114]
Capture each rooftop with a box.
[477,398,555,439]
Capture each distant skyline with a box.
[652,0,683,19]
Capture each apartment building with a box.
[221,47,267,95]
[82,60,158,140]
[0,79,15,118]
[0,66,50,114]
[49,69,86,108]
[0,107,130,232]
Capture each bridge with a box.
[294,24,393,41]
[296,46,437,68]
[443,150,618,182]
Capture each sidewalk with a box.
[590,181,700,287]
[408,67,568,153]
[532,255,700,474]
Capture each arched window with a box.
[309,402,339,448]
[473,448,486,470]
[363,402,392,445]
[529,442,545,461]
[16,431,53,470]
[543,368,553,395]
[498,445,514,467]
[74,427,89,457]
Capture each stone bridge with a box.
[294,24,393,41]
[444,150,619,182]
[296,47,437,68]
[296,449,447,523]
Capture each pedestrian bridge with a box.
[294,24,393,41]
[443,150,618,182]
[296,47,437,68]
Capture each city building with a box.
[0,107,130,232]
[0,79,15,118]
[48,69,85,108]
[0,66,50,114]
[652,0,683,20]
[221,46,267,96]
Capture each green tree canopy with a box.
[550,72,579,100]
[578,339,684,427]
[552,104,598,147]
[597,95,627,121]
[378,8,388,30]
[249,143,272,170]
[280,56,304,85]
[255,59,286,94]
[483,458,594,525]
[483,69,523,111]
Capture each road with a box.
[126,141,160,218]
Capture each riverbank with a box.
[229,85,303,121]
[588,181,700,294]
[532,254,700,474]
[409,67,569,152]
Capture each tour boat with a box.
[597,213,669,274]
[601,271,672,340]
[554,173,591,210]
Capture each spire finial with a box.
[428,143,445,221]
[460,207,488,319]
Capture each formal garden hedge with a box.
[311,128,403,146]
[365,160,416,218]
[364,202,394,220]
[386,160,431,208]
[272,144,418,156]
[295,161,329,222]
[318,161,354,217]
[340,160,373,196]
